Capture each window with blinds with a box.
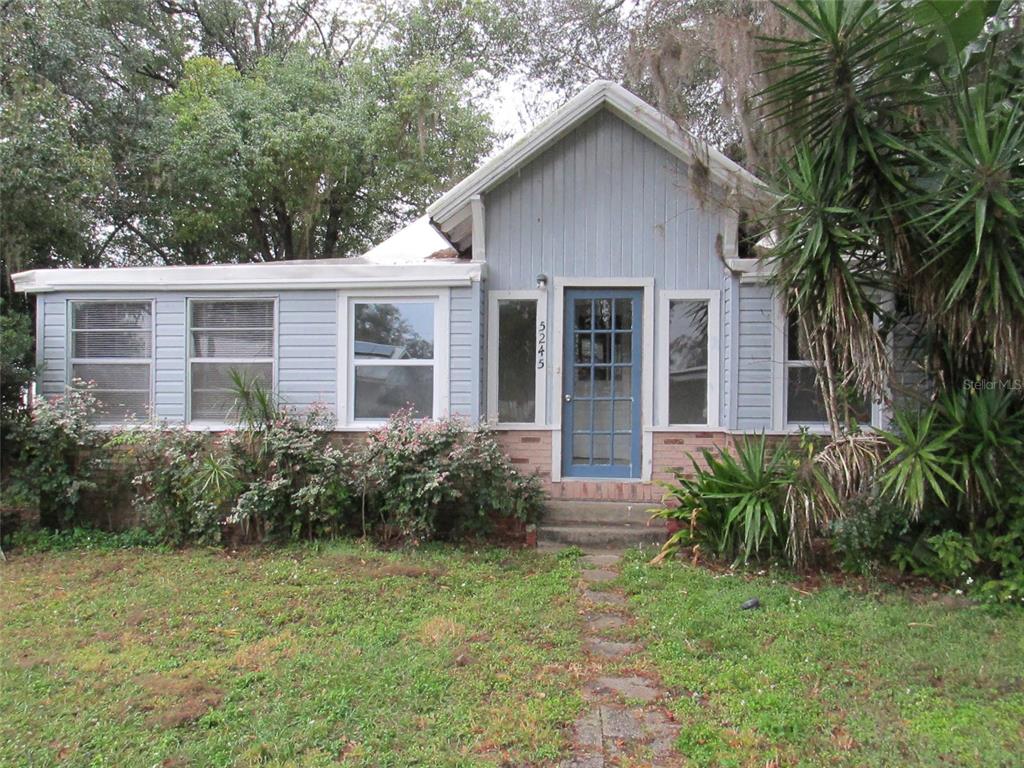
[189,299,276,422]
[69,301,154,423]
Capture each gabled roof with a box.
[427,80,766,250]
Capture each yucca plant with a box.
[877,408,960,517]
[651,435,794,565]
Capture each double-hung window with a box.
[350,299,437,421]
[487,291,546,425]
[659,291,719,426]
[69,300,154,423]
[188,299,276,423]
[784,312,871,426]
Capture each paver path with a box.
[561,554,681,767]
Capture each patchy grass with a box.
[618,550,1024,768]
[0,542,583,767]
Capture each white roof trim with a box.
[726,257,773,283]
[427,80,766,226]
[12,261,484,294]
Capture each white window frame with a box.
[67,298,155,424]
[656,290,720,429]
[338,290,450,427]
[186,296,279,427]
[486,289,547,428]
[772,300,883,431]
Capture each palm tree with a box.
[759,0,1023,433]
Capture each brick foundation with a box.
[495,429,734,504]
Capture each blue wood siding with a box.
[734,282,776,430]
[449,284,479,419]
[277,291,337,413]
[39,295,67,398]
[154,295,187,421]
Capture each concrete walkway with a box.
[562,553,681,767]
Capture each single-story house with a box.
[13,81,890,504]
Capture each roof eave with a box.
[11,262,485,294]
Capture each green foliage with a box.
[0,301,35,453]
[359,409,545,543]
[113,426,227,546]
[763,0,1024,422]
[118,405,356,546]
[864,390,1024,601]
[828,495,910,576]
[227,408,356,542]
[2,0,506,269]
[878,408,961,515]
[9,526,163,553]
[879,389,1024,520]
[652,435,793,565]
[3,387,102,528]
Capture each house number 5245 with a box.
[537,320,546,370]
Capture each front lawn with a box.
[0,543,582,767]
[4,542,1023,768]
[617,551,1024,767]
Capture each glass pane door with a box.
[562,289,642,478]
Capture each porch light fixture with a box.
[535,273,548,289]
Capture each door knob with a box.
[564,394,572,402]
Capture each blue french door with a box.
[562,289,643,479]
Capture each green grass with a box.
[0,542,583,767]
[618,550,1024,768]
[6,541,1022,768]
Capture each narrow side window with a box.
[496,298,538,423]
[666,298,709,425]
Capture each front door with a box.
[562,289,642,478]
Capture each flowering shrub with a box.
[112,426,225,545]
[227,406,356,541]
[116,404,357,545]
[358,410,545,542]
[3,385,103,528]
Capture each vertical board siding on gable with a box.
[735,282,776,430]
[485,109,727,291]
[449,284,477,419]
[277,291,338,414]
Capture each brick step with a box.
[544,500,661,526]
[548,481,661,503]
[537,521,667,551]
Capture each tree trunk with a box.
[322,187,344,260]
[249,206,273,262]
[271,196,294,260]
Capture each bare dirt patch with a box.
[324,554,447,580]
[135,672,224,729]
